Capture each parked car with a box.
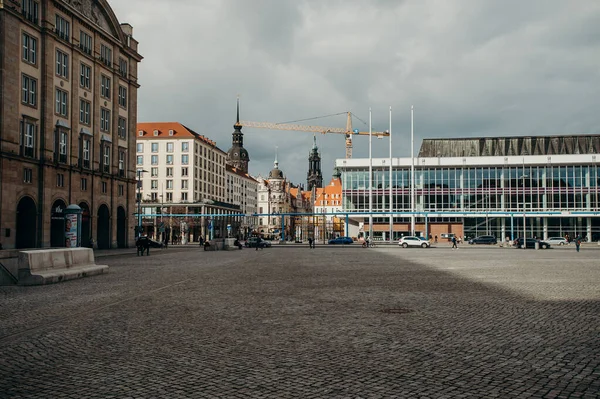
[328,236,353,245]
[244,237,271,248]
[545,237,569,246]
[468,235,498,245]
[513,237,551,249]
[398,236,430,248]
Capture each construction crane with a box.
[238,112,389,159]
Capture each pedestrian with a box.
[308,237,313,249]
[434,235,438,243]
[576,236,581,252]
[256,236,262,251]
[451,235,458,250]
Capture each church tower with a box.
[307,135,323,191]
[226,98,250,173]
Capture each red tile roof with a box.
[136,122,220,149]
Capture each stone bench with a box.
[18,248,109,286]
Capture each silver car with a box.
[545,237,569,246]
[398,236,431,248]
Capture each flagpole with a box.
[368,107,373,243]
[389,106,393,243]
[411,105,415,236]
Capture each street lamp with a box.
[136,169,148,238]
[521,174,528,250]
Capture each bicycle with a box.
[362,241,376,248]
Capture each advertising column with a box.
[64,204,83,248]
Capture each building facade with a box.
[336,135,600,242]
[0,0,142,249]
[306,135,322,191]
[226,164,257,239]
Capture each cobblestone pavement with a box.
[0,246,598,398]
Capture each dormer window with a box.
[169,129,174,136]
[138,130,144,136]
[153,130,159,136]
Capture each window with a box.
[151,143,158,153]
[81,177,88,191]
[24,168,33,183]
[102,145,110,173]
[56,50,68,78]
[79,99,90,125]
[79,30,92,55]
[151,167,158,177]
[100,108,110,132]
[20,119,36,158]
[118,184,124,196]
[182,142,189,152]
[181,192,188,201]
[118,117,127,139]
[137,155,143,165]
[151,155,158,165]
[151,180,158,189]
[137,143,143,153]
[166,180,173,189]
[55,88,68,116]
[100,44,112,67]
[55,14,70,41]
[151,193,158,201]
[55,129,68,163]
[166,192,173,202]
[57,173,64,187]
[181,167,188,177]
[22,0,39,24]
[101,75,111,99]
[166,142,173,153]
[119,57,127,78]
[182,154,189,165]
[101,181,107,193]
[81,137,90,169]
[22,33,37,64]
[118,86,127,108]
[166,167,173,177]
[21,74,37,106]
[80,63,91,89]
[166,155,173,165]
[118,150,125,177]
[182,180,188,189]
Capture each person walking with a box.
[576,236,581,252]
[451,235,458,250]
[308,237,313,249]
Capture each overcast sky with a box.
[110,0,600,186]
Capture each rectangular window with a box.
[166,167,173,177]
[118,150,125,177]
[24,168,33,183]
[118,86,127,108]
[151,143,158,153]
[182,180,188,189]
[151,193,158,201]
[55,88,68,116]
[102,181,107,193]
[151,167,158,177]
[137,143,143,153]
[57,173,64,187]
[166,142,174,153]
[81,177,88,191]
[101,75,111,99]
[119,57,128,78]
[56,130,68,163]
[151,155,158,165]
[79,99,90,124]
[20,120,36,158]
[181,167,188,177]
[118,184,124,196]
[100,108,110,132]
[151,180,158,189]
[166,192,173,202]
[182,142,189,152]
[81,138,90,169]
[55,14,70,41]
[21,74,37,106]
[166,180,173,189]
[137,155,143,165]
[79,30,92,55]
[181,192,188,201]
[166,155,173,165]
[100,44,112,67]
[22,0,39,24]
[182,154,189,165]
[118,117,127,139]
[80,63,91,89]
[103,145,110,173]
[56,50,68,78]
[22,33,37,64]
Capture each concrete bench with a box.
[18,248,109,286]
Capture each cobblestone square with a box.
[1,245,598,398]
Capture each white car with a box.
[398,236,431,248]
[545,237,569,246]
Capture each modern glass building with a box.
[336,135,600,242]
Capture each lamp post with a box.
[136,169,148,238]
[521,174,528,250]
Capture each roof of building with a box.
[226,164,258,182]
[419,134,600,158]
[314,176,342,206]
[137,122,224,152]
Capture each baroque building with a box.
[306,135,322,191]
[226,100,249,174]
[0,0,142,249]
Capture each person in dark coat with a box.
[308,237,313,249]
[575,236,581,252]
[136,236,150,256]
[451,236,458,250]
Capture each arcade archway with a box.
[50,199,67,247]
[97,205,110,249]
[79,202,91,248]
[117,206,127,248]
[16,196,37,249]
